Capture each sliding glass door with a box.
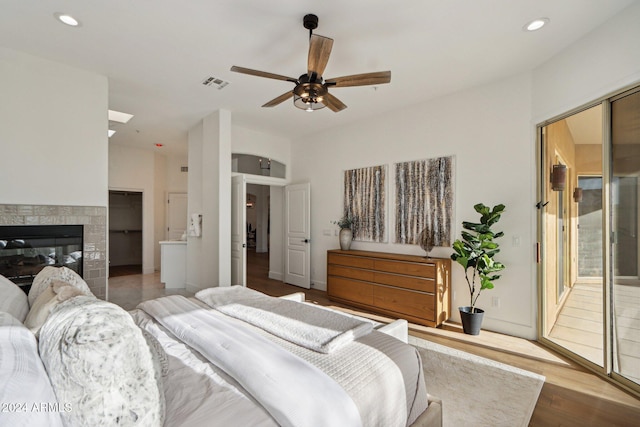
[540,105,605,368]
[611,89,640,387]
[539,85,640,395]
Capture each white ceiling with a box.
[1,0,636,155]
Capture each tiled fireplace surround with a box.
[0,204,107,299]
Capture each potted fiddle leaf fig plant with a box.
[451,203,506,335]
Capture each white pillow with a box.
[39,297,165,427]
[24,280,87,337]
[28,266,93,306]
[0,312,64,427]
[0,274,29,322]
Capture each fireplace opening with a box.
[0,225,83,292]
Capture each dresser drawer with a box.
[327,276,374,305]
[328,264,374,282]
[373,259,436,278]
[326,250,450,327]
[329,253,375,269]
[373,286,435,321]
[374,271,436,293]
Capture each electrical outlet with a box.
[491,296,500,308]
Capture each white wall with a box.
[288,1,640,340]
[291,73,536,338]
[532,1,640,122]
[0,47,108,207]
[108,145,157,274]
[166,153,189,193]
[154,153,167,266]
[186,110,232,291]
[232,125,292,181]
[186,123,203,289]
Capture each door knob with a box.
[302,239,310,243]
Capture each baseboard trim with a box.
[269,271,283,281]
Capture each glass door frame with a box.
[536,85,640,397]
[536,106,606,375]
[608,87,640,392]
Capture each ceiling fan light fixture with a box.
[293,95,325,111]
[230,13,389,113]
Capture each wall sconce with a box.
[551,164,567,191]
[259,158,271,170]
[573,187,583,203]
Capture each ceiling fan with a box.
[230,14,391,112]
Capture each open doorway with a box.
[108,190,143,277]
[246,184,270,283]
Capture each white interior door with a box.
[167,192,188,240]
[284,182,311,288]
[231,175,247,286]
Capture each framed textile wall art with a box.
[394,156,454,247]
[343,165,387,242]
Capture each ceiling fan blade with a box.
[325,71,391,87]
[322,92,347,112]
[307,34,334,78]
[262,91,294,108]
[230,66,298,83]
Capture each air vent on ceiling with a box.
[181,166,188,172]
[202,76,229,90]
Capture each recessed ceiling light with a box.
[54,13,81,27]
[108,130,116,137]
[108,109,134,124]
[524,18,549,32]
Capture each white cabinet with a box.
[160,241,186,289]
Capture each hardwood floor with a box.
[108,250,640,426]
[109,264,143,277]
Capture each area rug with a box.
[409,336,545,427]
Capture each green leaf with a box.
[455,256,469,269]
[481,241,498,250]
[480,276,494,290]
[474,203,489,216]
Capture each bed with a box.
[0,267,442,427]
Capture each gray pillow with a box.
[0,274,29,322]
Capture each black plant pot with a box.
[459,306,485,335]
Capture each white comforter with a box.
[134,294,428,427]
[130,309,279,427]
[137,295,362,427]
[196,286,373,353]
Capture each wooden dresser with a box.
[327,249,451,327]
